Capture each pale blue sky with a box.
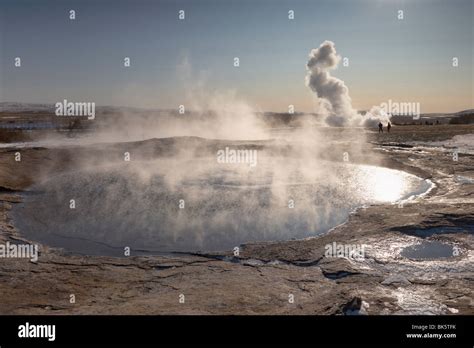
[1,0,473,112]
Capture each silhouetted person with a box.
[387,121,391,133]
[378,122,383,133]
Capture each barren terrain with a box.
[0,125,472,315]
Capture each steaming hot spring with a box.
[10,42,432,256]
[12,139,432,256]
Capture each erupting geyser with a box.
[306,41,390,127]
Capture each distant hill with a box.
[454,109,474,116]
[449,109,474,124]
[0,102,154,114]
[388,109,474,125]
[0,102,55,113]
[1,102,473,125]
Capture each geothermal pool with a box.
[12,157,431,256]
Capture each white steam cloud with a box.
[306,41,390,127]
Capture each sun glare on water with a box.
[357,165,410,202]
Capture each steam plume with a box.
[306,41,389,127]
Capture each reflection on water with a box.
[13,158,430,255]
[401,241,455,260]
[358,167,408,202]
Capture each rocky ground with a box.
[0,124,472,315]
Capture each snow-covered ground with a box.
[410,134,474,155]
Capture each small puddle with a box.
[401,240,455,260]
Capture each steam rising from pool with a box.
[9,52,431,256]
[13,157,430,256]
